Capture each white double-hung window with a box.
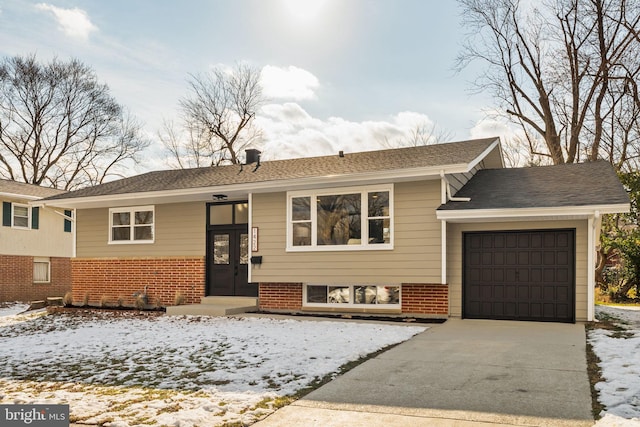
[109,206,154,244]
[287,185,393,251]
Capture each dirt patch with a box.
[585,322,606,419]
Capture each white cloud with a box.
[35,3,97,40]
[255,103,438,159]
[260,65,320,100]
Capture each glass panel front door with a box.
[207,226,256,297]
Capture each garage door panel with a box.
[464,230,575,323]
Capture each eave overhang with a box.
[436,203,631,223]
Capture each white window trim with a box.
[108,205,155,244]
[286,184,394,252]
[33,257,51,283]
[12,203,31,230]
[302,283,402,309]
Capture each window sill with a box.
[108,240,155,245]
[286,244,393,252]
[301,306,402,314]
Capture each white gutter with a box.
[588,211,602,322]
[436,203,630,221]
[1,192,42,201]
[248,192,253,284]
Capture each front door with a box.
[208,226,256,296]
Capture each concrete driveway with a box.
[255,319,593,427]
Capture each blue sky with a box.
[0,0,506,169]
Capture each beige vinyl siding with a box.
[251,180,442,284]
[448,163,481,195]
[77,202,206,258]
[1,197,73,257]
[446,220,589,321]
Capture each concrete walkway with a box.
[255,319,594,427]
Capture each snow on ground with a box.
[0,302,45,327]
[591,305,640,426]
[0,309,426,426]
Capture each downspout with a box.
[588,210,602,322]
[441,172,471,203]
[248,192,253,284]
[439,171,472,285]
[440,173,448,285]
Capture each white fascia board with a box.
[0,192,42,201]
[37,163,477,209]
[436,203,631,222]
[466,138,502,171]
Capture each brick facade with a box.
[0,254,71,302]
[71,257,205,307]
[259,283,303,311]
[401,283,449,315]
[258,282,448,316]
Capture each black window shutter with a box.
[31,207,39,229]
[64,209,72,232]
[2,202,11,227]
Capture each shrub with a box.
[174,292,186,306]
[62,291,73,307]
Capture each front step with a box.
[201,296,258,306]
[165,296,258,317]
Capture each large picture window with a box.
[109,206,154,244]
[287,185,393,251]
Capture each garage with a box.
[463,229,575,323]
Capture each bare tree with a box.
[167,63,263,167]
[159,119,213,169]
[0,54,148,190]
[457,0,640,170]
[380,120,453,149]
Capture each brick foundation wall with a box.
[71,257,205,307]
[259,283,303,311]
[0,255,71,302]
[258,282,448,316]
[401,283,448,315]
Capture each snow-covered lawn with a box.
[591,305,640,427]
[0,305,426,426]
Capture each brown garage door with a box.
[463,229,575,323]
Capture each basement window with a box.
[303,284,400,308]
[33,258,50,283]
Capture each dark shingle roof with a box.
[0,179,66,199]
[438,160,629,210]
[45,138,498,201]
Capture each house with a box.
[38,137,629,322]
[0,179,73,302]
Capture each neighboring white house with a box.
[0,179,74,302]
